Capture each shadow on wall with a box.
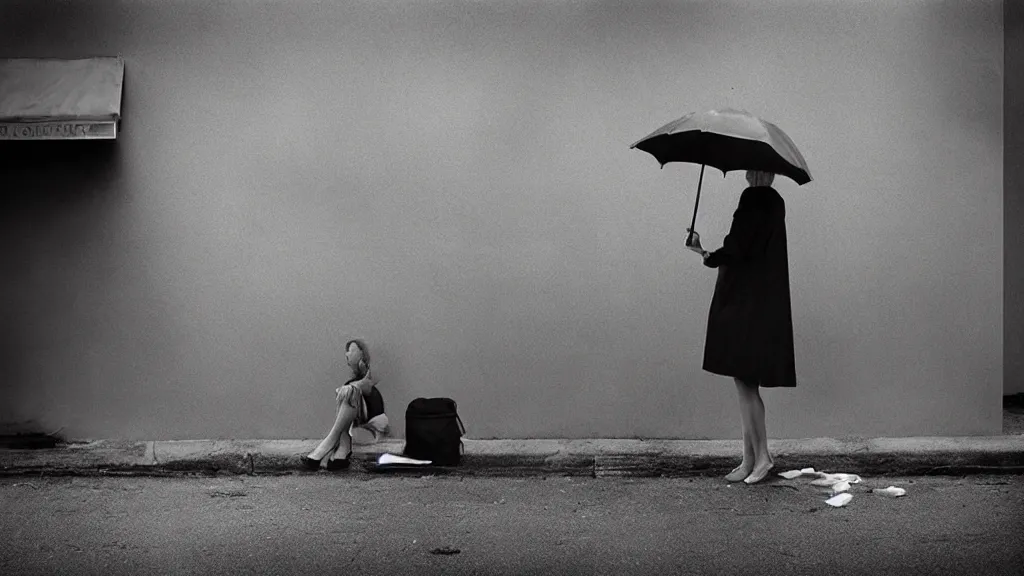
[0,139,126,426]
[0,139,124,204]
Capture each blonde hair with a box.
[345,338,370,377]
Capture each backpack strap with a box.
[452,400,466,435]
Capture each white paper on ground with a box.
[811,473,862,486]
[831,481,851,493]
[779,467,821,480]
[377,453,432,466]
[825,493,853,507]
[872,486,907,497]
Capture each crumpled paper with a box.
[871,486,906,497]
[830,480,851,493]
[810,473,862,487]
[777,468,905,507]
[825,492,853,507]
[779,467,817,479]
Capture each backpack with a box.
[403,397,466,466]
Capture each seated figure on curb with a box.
[301,339,388,471]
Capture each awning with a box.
[0,57,124,140]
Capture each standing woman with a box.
[301,339,387,471]
[685,170,797,484]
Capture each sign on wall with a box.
[0,120,117,140]
[0,57,124,141]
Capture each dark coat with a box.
[702,186,796,388]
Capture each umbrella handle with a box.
[687,164,705,245]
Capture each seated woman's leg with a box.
[307,385,360,461]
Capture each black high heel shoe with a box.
[300,455,322,470]
[325,451,352,471]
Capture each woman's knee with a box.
[337,384,359,406]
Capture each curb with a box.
[2,437,1023,478]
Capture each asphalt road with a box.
[1,473,1022,575]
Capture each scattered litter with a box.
[377,453,431,466]
[778,467,819,479]
[430,546,461,555]
[831,481,851,494]
[825,493,853,507]
[810,473,861,487]
[779,467,904,508]
[872,486,907,498]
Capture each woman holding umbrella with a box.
[685,169,796,484]
[630,109,808,485]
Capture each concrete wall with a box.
[0,0,1005,440]
[1006,0,1024,396]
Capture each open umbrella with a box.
[630,108,811,244]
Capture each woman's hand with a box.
[685,228,708,258]
[355,369,376,395]
[337,366,376,401]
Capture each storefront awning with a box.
[0,57,124,140]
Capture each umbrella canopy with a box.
[630,108,812,185]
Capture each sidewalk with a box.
[4,397,1023,478]
[2,435,1023,478]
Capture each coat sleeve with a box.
[703,190,772,268]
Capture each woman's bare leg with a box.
[750,390,771,463]
[743,381,774,483]
[307,392,358,460]
[726,378,757,481]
